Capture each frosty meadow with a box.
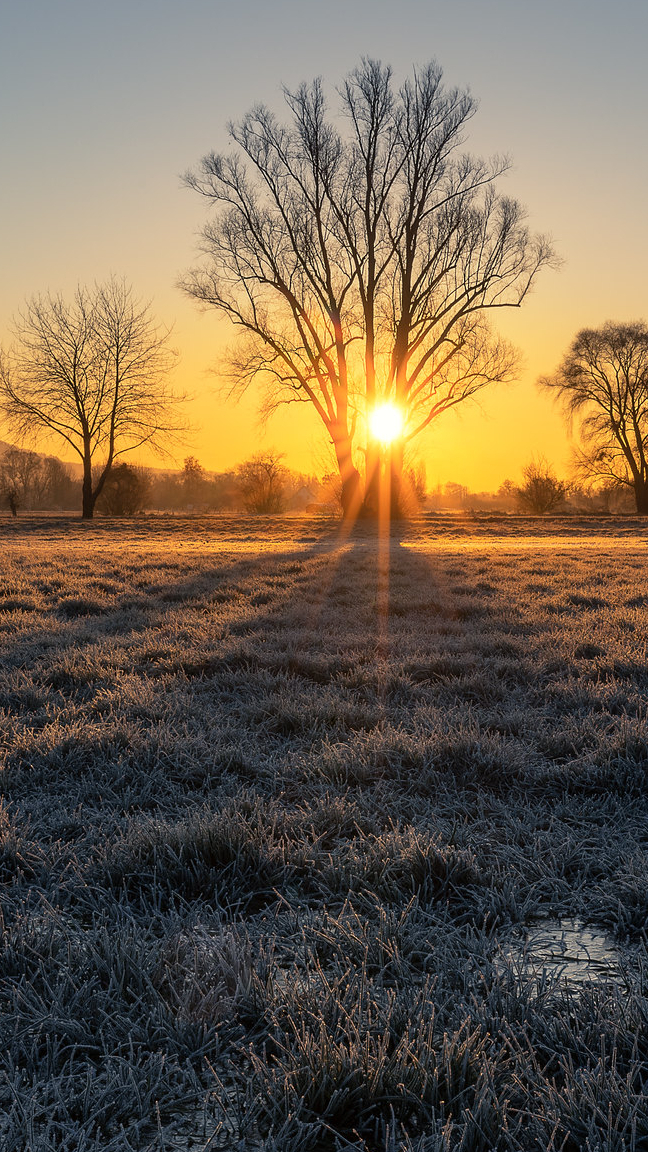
[1,515,648,1150]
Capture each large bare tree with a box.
[183,59,554,516]
[541,321,648,514]
[0,279,183,517]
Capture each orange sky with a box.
[1,0,646,491]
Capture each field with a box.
[1,514,648,1151]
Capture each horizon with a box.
[0,435,576,496]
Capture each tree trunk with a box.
[361,442,380,517]
[82,453,95,519]
[387,440,419,519]
[634,480,648,514]
[333,429,362,519]
[360,444,411,519]
[389,444,406,519]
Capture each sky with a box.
[1,0,646,490]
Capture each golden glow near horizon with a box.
[369,403,405,445]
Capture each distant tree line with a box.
[148,453,324,515]
[0,446,329,517]
[4,438,638,519]
[428,463,635,515]
[0,448,78,514]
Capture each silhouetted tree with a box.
[498,479,516,498]
[183,59,554,517]
[0,447,77,510]
[181,456,208,508]
[496,478,517,511]
[236,450,287,512]
[444,481,469,509]
[40,456,78,509]
[95,462,151,516]
[514,459,566,514]
[0,448,42,509]
[0,279,183,518]
[541,322,648,513]
[1,485,19,516]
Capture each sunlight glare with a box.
[369,402,404,444]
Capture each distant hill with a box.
[0,439,184,479]
[0,438,83,478]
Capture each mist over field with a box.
[1,515,648,1150]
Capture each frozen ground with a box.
[1,514,648,1150]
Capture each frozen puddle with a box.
[499,918,629,990]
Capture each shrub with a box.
[96,462,151,515]
[515,459,567,514]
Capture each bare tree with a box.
[0,279,183,518]
[541,322,648,514]
[0,448,42,510]
[0,447,77,512]
[3,490,19,517]
[40,456,78,509]
[514,458,567,514]
[0,462,19,514]
[183,59,554,517]
[181,456,208,508]
[405,461,427,509]
[236,450,287,513]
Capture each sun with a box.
[369,402,404,444]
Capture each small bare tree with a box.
[236,450,287,513]
[40,456,78,509]
[405,461,427,509]
[514,459,567,514]
[541,322,648,513]
[0,279,184,518]
[0,448,43,510]
[181,456,208,508]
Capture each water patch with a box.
[498,918,628,990]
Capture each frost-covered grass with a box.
[2,514,648,1150]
